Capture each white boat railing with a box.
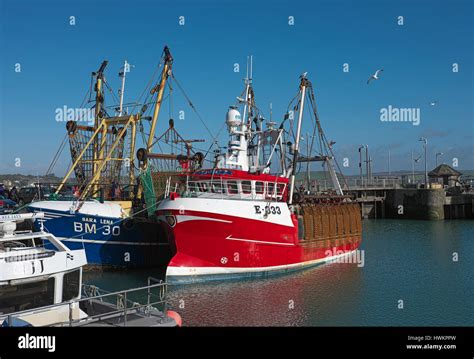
[168,178,287,202]
[0,279,169,327]
[299,178,404,191]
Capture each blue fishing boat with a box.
[28,200,171,267]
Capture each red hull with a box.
[157,198,362,282]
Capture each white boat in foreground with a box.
[0,212,87,326]
[0,213,180,327]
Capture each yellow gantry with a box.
[57,46,174,202]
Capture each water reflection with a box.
[167,263,363,326]
[83,220,474,326]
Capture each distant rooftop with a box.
[428,164,462,177]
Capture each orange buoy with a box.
[167,310,182,327]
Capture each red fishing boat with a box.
[156,67,362,283]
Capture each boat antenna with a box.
[249,55,253,84]
[118,60,133,116]
[246,56,249,84]
[241,55,253,131]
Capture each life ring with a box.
[292,192,303,204]
[167,310,182,327]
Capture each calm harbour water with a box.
[83,219,474,326]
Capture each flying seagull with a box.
[367,69,384,84]
[429,100,438,106]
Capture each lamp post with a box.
[419,137,428,187]
[365,145,369,186]
[435,152,443,167]
[388,150,391,176]
[412,152,422,184]
[358,145,365,186]
[368,156,372,183]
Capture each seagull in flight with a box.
[367,69,384,84]
[429,100,438,106]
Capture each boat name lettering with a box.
[100,219,114,225]
[82,217,97,223]
[74,222,120,236]
[195,169,233,176]
[81,217,114,225]
[254,205,282,215]
[6,259,45,275]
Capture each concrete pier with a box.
[444,194,474,219]
[348,187,473,220]
[384,189,446,220]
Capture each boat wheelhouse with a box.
[181,169,288,202]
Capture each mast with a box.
[93,61,108,129]
[289,73,308,205]
[306,131,310,189]
[118,60,130,116]
[278,128,286,177]
[92,61,108,195]
[224,55,252,172]
[241,56,251,134]
[146,46,173,153]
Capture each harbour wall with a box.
[352,188,473,220]
[385,189,446,220]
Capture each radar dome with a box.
[226,107,242,127]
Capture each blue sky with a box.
[1,0,472,176]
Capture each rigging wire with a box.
[45,133,69,176]
[44,72,94,177]
[306,82,349,191]
[103,78,121,107]
[171,74,215,143]
[131,51,166,117]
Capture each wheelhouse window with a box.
[0,278,55,314]
[211,182,224,194]
[62,269,80,301]
[227,181,238,194]
[277,183,286,195]
[267,183,276,197]
[255,181,264,194]
[198,182,209,192]
[188,182,199,193]
[241,181,252,194]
